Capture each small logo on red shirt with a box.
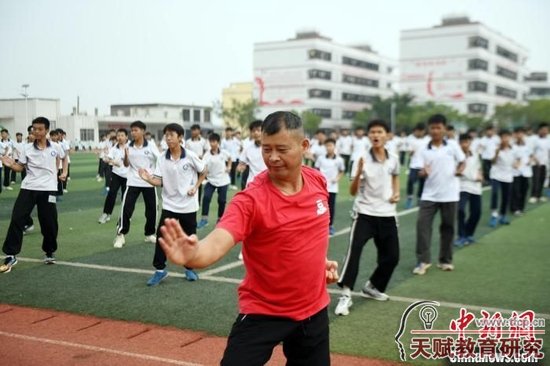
[316,199,328,215]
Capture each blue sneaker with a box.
[405,198,413,209]
[465,236,476,245]
[147,270,168,286]
[185,269,199,281]
[499,216,510,225]
[329,226,335,236]
[454,237,466,247]
[197,219,208,229]
[489,216,498,228]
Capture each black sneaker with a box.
[0,256,18,273]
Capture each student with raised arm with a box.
[158,111,338,366]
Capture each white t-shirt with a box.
[479,135,501,160]
[351,149,400,217]
[417,141,466,202]
[351,136,369,162]
[336,135,352,155]
[221,137,242,161]
[460,152,482,195]
[385,138,399,157]
[533,136,549,167]
[408,135,430,169]
[239,142,267,186]
[19,141,66,191]
[203,149,231,187]
[185,137,209,159]
[315,154,345,193]
[126,140,160,187]
[12,141,24,161]
[513,143,533,178]
[0,141,7,167]
[309,143,327,161]
[153,149,205,214]
[107,144,129,178]
[490,146,518,183]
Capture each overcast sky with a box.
[1,0,549,116]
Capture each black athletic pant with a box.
[337,214,399,292]
[221,307,330,366]
[229,160,238,186]
[104,165,113,188]
[490,179,511,216]
[117,186,157,236]
[457,192,481,238]
[103,173,127,215]
[406,168,425,198]
[201,183,228,219]
[3,165,12,187]
[98,159,105,177]
[10,164,16,183]
[341,154,351,173]
[153,209,196,270]
[416,201,457,265]
[240,166,250,190]
[56,169,63,196]
[531,165,547,199]
[328,192,336,227]
[511,176,529,212]
[3,189,58,257]
[482,159,492,185]
[62,164,70,189]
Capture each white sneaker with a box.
[335,295,353,316]
[528,197,538,204]
[437,263,455,271]
[540,197,548,203]
[23,225,35,235]
[237,250,243,261]
[98,213,111,224]
[5,186,13,191]
[230,185,238,191]
[144,234,157,243]
[63,189,68,193]
[96,177,103,182]
[361,281,389,301]
[412,262,432,275]
[113,234,125,248]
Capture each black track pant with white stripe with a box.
[3,189,58,257]
[153,210,196,270]
[337,213,399,292]
[116,186,157,236]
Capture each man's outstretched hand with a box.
[325,260,339,284]
[159,218,199,266]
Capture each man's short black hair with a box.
[190,124,201,131]
[56,129,64,135]
[514,126,525,133]
[324,138,336,145]
[467,128,477,135]
[249,119,263,131]
[428,114,447,126]
[485,125,495,131]
[27,125,33,133]
[315,129,325,135]
[262,112,302,136]
[145,131,152,137]
[538,122,549,130]
[108,129,116,133]
[32,117,50,130]
[130,120,146,130]
[0,129,8,134]
[499,129,511,137]
[49,130,59,136]
[459,133,471,142]
[16,132,23,137]
[163,123,185,137]
[367,119,390,133]
[354,126,365,131]
[413,123,425,131]
[447,125,455,131]
[225,126,233,132]
[208,133,221,142]
[117,128,128,136]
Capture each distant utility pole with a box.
[390,102,396,133]
[21,84,30,124]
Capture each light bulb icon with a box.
[419,305,438,330]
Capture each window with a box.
[342,92,376,104]
[468,81,488,92]
[308,89,332,99]
[496,86,517,99]
[308,69,332,80]
[182,109,190,122]
[342,110,357,120]
[308,49,331,61]
[204,109,211,123]
[530,87,550,96]
[496,66,517,81]
[80,128,94,141]
[468,36,489,49]
[342,56,379,71]
[496,46,518,63]
[342,74,379,88]
[193,110,201,122]
[310,108,332,118]
[468,58,488,71]
[468,103,488,114]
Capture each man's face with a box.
[1,131,7,140]
[164,130,181,148]
[209,139,219,151]
[316,132,326,144]
[325,142,335,155]
[460,139,471,151]
[131,127,145,141]
[501,134,511,145]
[486,128,495,137]
[261,128,308,181]
[225,130,232,139]
[116,132,128,145]
[414,129,424,138]
[368,126,388,148]
[49,133,58,142]
[341,129,349,136]
[16,135,23,142]
[429,123,445,141]
[32,124,47,141]
[250,127,262,143]
[540,127,549,138]
[355,129,365,138]
[191,128,200,138]
[516,131,525,141]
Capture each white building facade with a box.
[400,16,529,117]
[525,72,550,100]
[254,31,397,128]
[0,98,60,136]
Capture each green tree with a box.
[216,99,259,132]
[300,110,322,135]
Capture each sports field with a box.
[1,152,548,365]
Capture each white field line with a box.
[17,257,549,320]
[0,330,204,366]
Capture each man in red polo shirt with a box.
[159,111,338,366]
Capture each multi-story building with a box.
[525,72,550,100]
[0,98,60,136]
[254,30,397,128]
[221,82,254,128]
[400,16,529,117]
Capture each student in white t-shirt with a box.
[335,120,400,316]
[237,120,267,187]
[0,129,14,191]
[511,127,533,215]
[307,130,327,164]
[314,138,345,236]
[350,126,369,171]
[455,134,483,247]
[138,123,206,285]
[405,123,429,209]
[221,127,241,189]
[11,132,25,184]
[529,122,549,203]
[0,117,68,273]
[198,133,231,229]
[478,126,501,185]
[413,114,465,275]
[336,129,353,173]
[488,130,520,227]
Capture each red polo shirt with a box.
[217,166,331,321]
